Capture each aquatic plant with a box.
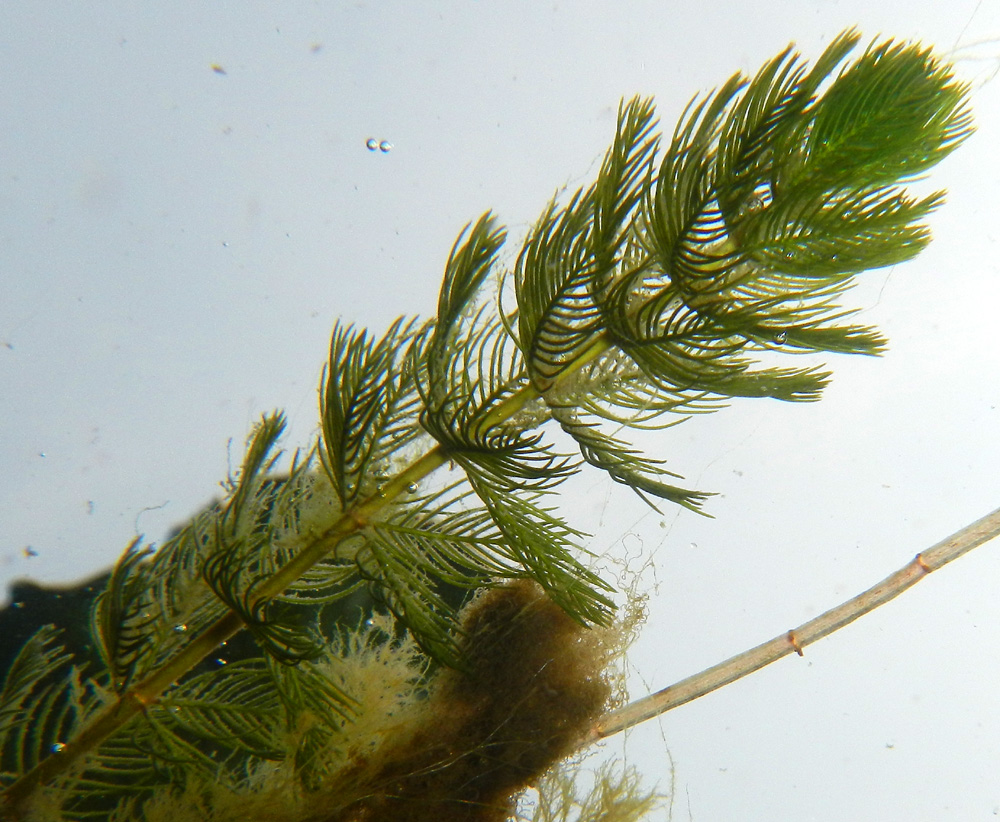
[0,29,980,821]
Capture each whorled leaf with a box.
[0,663,88,787]
[433,212,507,348]
[714,30,861,227]
[551,404,710,513]
[514,97,659,392]
[92,539,156,693]
[357,480,565,663]
[263,655,355,787]
[320,317,429,507]
[514,189,600,391]
[460,462,616,627]
[614,34,970,396]
[781,36,973,193]
[421,309,535,454]
[422,215,525,447]
[202,414,328,663]
[155,661,285,756]
[0,627,74,780]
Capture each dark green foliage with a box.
[320,318,427,508]
[0,31,972,821]
[0,627,76,778]
[202,415,330,663]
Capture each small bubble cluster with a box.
[366,138,393,153]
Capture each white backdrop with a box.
[2,2,999,819]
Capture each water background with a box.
[2,2,1000,818]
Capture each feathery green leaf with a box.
[320,317,429,506]
[0,32,974,821]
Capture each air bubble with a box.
[365,138,379,151]
[173,624,188,633]
[407,482,418,493]
[51,743,66,753]
[378,140,393,153]
[774,330,787,344]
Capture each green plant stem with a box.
[585,504,1000,745]
[0,609,246,816]
[0,331,615,818]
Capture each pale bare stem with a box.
[584,505,1000,746]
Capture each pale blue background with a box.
[2,2,1000,819]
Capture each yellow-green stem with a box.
[1,330,615,817]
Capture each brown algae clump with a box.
[326,579,616,822]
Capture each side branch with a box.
[0,338,603,815]
[587,504,1000,744]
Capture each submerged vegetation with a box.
[0,29,974,821]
